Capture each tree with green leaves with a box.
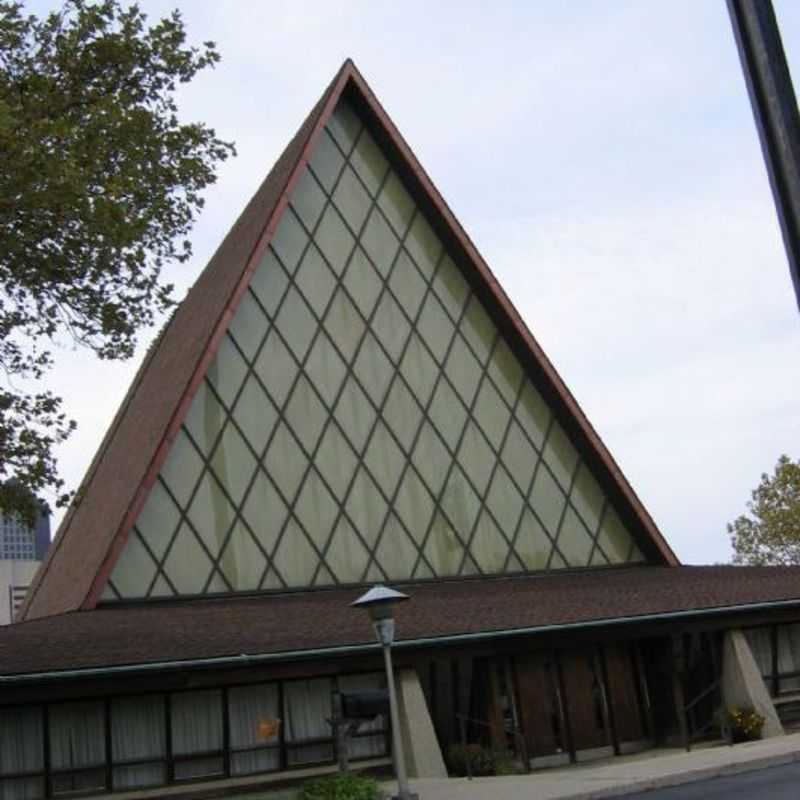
[0,0,234,522]
[729,455,800,565]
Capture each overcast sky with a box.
[32,0,800,564]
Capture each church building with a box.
[2,60,800,800]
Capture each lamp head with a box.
[352,585,409,619]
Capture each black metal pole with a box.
[727,0,800,312]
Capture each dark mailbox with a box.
[340,689,389,720]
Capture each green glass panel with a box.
[228,290,268,364]
[376,514,419,581]
[315,423,357,500]
[416,291,454,365]
[353,332,393,406]
[264,422,308,502]
[315,560,338,587]
[290,167,327,231]
[325,517,370,583]
[412,560,435,580]
[513,509,552,570]
[432,255,469,322]
[364,420,404,496]
[294,468,338,551]
[557,507,594,567]
[460,295,496,365]
[393,468,435,544]
[485,464,524,538]
[424,512,464,577]
[343,246,382,318]
[219,521,267,591]
[271,208,308,274]
[440,466,480,540]
[469,512,510,574]
[110,532,157,598]
[327,102,362,155]
[304,330,346,407]
[272,519,319,587]
[254,329,298,410]
[284,375,327,453]
[350,128,388,197]
[160,429,203,510]
[597,507,635,564]
[231,375,278,458]
[399,332,438,407]
[210,421,257,506]
[309,130,344,193]
[472,378,510,451]
[412,421,451,496]
[388,250,427,321]
[515,382,551,451]
[427,378,467,452]
[444,334,481,407]
[570,465,605,534]
[332,165,371,234]
[101,582,119,601]
[294,243,336,318]
[488,339,523,408]
[405,214,442,280]
[377,172,414,237]
[528,465,565,537]
[344,467,388,549]
[207,335,248,410]
[187,471,235,559]
[361,207,399,277]
[500,419,538,493]
[150,574,174,597]
[628,545,646,564]
[382,377,422,454]
[250,248,289,318]
[315,204,354,275]
[371,291,411,363]
[550,551,568,569]
[162,523,213,595]
[324,287,365,364]
[136,480,181,561]
[335,375,376,453]
[241,469,287,556]
[184,381,225,458]
[457,421,494,495]
[543,422,579,491]
[589,545,610,567]
[275,286,316,363]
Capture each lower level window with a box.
[49,702,105,796]
[284,679,334,766]
[171,691,224,781]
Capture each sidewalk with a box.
[382,733,800,799]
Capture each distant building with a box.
[0,505,50,624]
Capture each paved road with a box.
[623,761,800,799]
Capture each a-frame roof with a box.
[21,60,677,622]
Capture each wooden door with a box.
[603,643,648,747]
[559,648,611,754]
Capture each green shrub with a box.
[300,773,383,800]
[447,743,495,777]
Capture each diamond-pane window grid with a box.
[440,466,481,541]
[353,332,394,407]
[290,167,327,231]
[135,480,182,563]
[399,332,439,408]
[228,290,269,365]
[543,422,580,492]
[444,333,482,408]
[377,172,415,239]
[416,292,454,365]
[456,420,495,497]
[327,103,362,155]
[309,129,345,193]
[460,295,497,367]
[501,419,539,495]
[472,377,510,452]
[350,127,389,197]
[423,512,465,577]
[209,420,257,507]
[162,522,215,595]
[343,246,383,318]
[405,213,442,281]
[183,380,225,458]
[303,331,348,408]
[344,467,389,551]
[294,467,339,552]
[250,248,290,319]
[275,286,317,364]
[283,374,328,454]
[388,249,427,322]
[264,422,309,505]
[324,287,366,365]
[272,518,320,588]
[364,420,405,497]
[294,243,337,319]
[370,291,411,364]
[334,375,377,454]
[160,429,204,511]
[315,204,356,276]
[382,377,423,454]
[332,165,372,234]
[254,328,299,411]
[375,513,420,581]
[431,255,469,324]
[427,379,468,452]
[241,468,288,559]
[411,421,452,497]
[315,422,358,501]
[271,207,308,275]
[186,470,236,560]
[487,339,524,409]
[231,375,278,459]
[361,207,400,278]
[207,335,248,410]
[485,464,525,541]
[325,517,372,584]
[219,520,269,591]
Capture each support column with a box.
[721,629,784,739]
[396,667,448,778]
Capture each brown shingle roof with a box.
[22,59,678,622]
[5,566,800,679]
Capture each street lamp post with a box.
[352,585,418,800]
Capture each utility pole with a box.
[728,0,800,312]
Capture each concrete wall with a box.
[396,667,448,778]
[721,628,783,739]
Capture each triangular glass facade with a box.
[104,101,645,601]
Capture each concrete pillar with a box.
[721,629,784,739]
[395,667,448,778]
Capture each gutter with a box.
[3,596,800,685]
